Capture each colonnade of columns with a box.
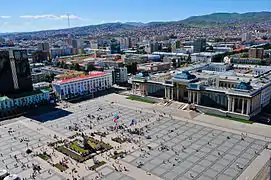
[165,87,173,100]
[188,91,201,104]
[131,82,148,96]
[227,96,256,115]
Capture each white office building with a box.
[52,71,112,99]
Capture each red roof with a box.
[54,71,107,84]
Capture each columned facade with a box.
[226,95,260,116]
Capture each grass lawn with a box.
[112,137,126,144]
[89,161,106,171]
[126,96,155,104]
[111,151,126,159]
[70,141,88,153]
[56,146,92,163]
[38,154,49,160]
[206,113,253,124]
[55,163,68,172]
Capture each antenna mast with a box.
[67,13,70,28]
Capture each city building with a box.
[50,48,72,59]
[72,39,83,49]
[231,58,269,65]
[193,38,206,53]
[145,41,160,54]
[32,50,49,63]
[131,63,271,119]
[241,32,253,42]
[110,39,121,54]
[40,66,78,75]
[171,40,181,53]
[191,52,224,63]
[33,82,51,90]
[38,43,50,51]
[0,89,50,114]
[105,67,128,85]
[52,71,112,99]
[0,49,33,95]
[31,72,47,83]
[137,62,171,73]
[248,48,264,59]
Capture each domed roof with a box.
[136,72,149,78]
[175,71,196,80]
[235,82,253,90]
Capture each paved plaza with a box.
[0,94,270,180]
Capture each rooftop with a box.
[53,71,108,84]
[0,96,10,102]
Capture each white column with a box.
[232,97,235,112]
[197,92,200,104]
[246,99,251,115]
[193,92,196,104]
[176,86,179,101]
[188,91,191,103]
[164,87,167,99]
[228,97,231,111]
[171,88,173,100]
[241,98,245,114]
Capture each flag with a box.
[130,119,137,126]
[114,114,119,119]
[113,114,120,123]
[113,118,118,123]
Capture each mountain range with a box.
[2,11,271,38]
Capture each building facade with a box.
[131,64,271,119]
[0,90,50,118]
[52,71,112,99]
[193,38,206,53]
[0,49,33,95]
[137,62,171,73]
[248,48,264,59]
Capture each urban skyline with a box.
[0,0,271,32]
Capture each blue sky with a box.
[0,0,270,32]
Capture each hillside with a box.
[1,11,270,38]
[180,11,271,26]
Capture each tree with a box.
[63,63,68,69]
[86,64,96,72]
[74,63,81,71]
[172,59,177,69]
[187,55,191,63]
[59,61,65,68]
[56,61,60,67]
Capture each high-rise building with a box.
[241,32,253,42]
[248,48,264,59]
[171,40,181,53]
[193,38,206,53]
[110,39,121,54]
[72,39,83,49]
[0,49,33,95]
[38,43,50,51]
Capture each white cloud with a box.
[0,16,11,19]
[20,14,83,20]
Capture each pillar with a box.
[241,98,245,114]
[246,99,251,115]
[171,88,173,100]
[232,97,235,112]
[176,85,179,101]
[193,92,196,104]
[188,91,191,103]
[197,92,200,104]
[165,87,167,99]
[228,97,231,111]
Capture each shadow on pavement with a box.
[24,105,72,122]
